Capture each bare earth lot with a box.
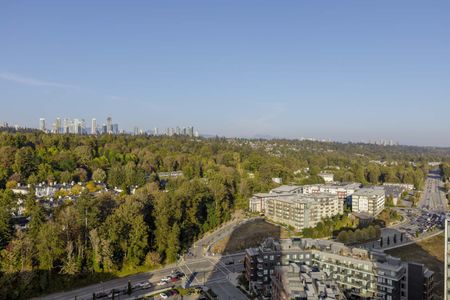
[386,233,444,299]
[211,218,289,254]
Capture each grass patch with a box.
[386,233,444,299]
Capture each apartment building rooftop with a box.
[253,192,293,198]
[249,238,398,262]
[266,192,339,204]
[323,182,361,189]
[246,238,434,299]
[270,185,302,194]
[353,187,385,197]
[272,263,345,299]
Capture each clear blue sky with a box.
[1,1,449,146]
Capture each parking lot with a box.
[359,208,445,250]
[396,208,445,238]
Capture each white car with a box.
[133,281,152,289]
[160,292,169,299]
[157,280,167,286]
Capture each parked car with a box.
[133,281,152,290]
[157,280,167,286]
[172,271,185,278]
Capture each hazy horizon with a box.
[1,1,449,147]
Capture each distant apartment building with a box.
[91,118,97,135]
[106,117,113,134]
[55,117,62,133]
[271,263,345,300]
[265,193,342,231]
[250,192,293,213]
[318,172,334,183]
[187,126,194,137]
[303,182,361,200]
[112,123,119,134]
[382,185,408,206]
[250,183,360,215]
[382,183,414,191]
[351,188,385,216]
[39,118,46,132]
[381,183,414,206]
[245,238,434,300]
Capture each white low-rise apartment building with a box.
[249,192,293,213]
[303,182,361,199]
[250,183,361,214]
[351,188,385,216]
[265,193,342,231]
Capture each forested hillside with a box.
[0,132,449,298]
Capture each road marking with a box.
[182,260,203,286]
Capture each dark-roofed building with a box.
[245,238,434,300]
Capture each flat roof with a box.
[353,188,385,197]
[267,193,338,204]
[270,185,302,193]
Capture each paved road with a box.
[36,254,245,300]
[360,170,447,251]
[36,217,249,300]
[418,170,447,212]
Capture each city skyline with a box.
[1,1,450,146]
[0,115,432,147]
[23,115,198,137]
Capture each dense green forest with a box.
[0,132,449,298]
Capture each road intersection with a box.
[36,217,250,300]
